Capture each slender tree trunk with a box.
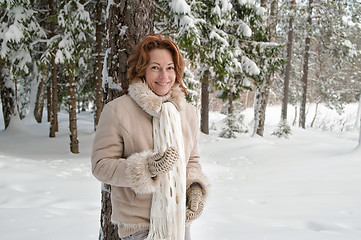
[34,76,46,123]
[0,60,16,129]
[293,106,297,126]
[310,99,320,128]
[49,0,58,137]
[356,94,361,130]
[299,0,313,129]
[68,67,79,154]
[269,0,278,42]
[255,0,278,136]
[281,0,295,122]
[94,0,104,129]
[255,80,271,136]
[228,91,233,115]
[47,86,51,122]
[201,71,209,134]
[99,1,154,239]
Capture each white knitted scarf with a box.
[128,81,186,240]
[146,101,186,240]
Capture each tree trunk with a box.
[68,67,79,154]
[228,91,233,115]
[99,1,154,239]
[299,0,313,129]
[293,106,297,126]
[269,0,278,42]
[0,60,16,129]
[356,94,361,130]
[254,0,278,137]
[47,86,51,122]
[49,0,58,137]
[201,71,209,134]
[281,0,295,122]
[34,76,46,123]
[254,80,271,137]
[310,99,320,128]
[94,0,105,129]
[104,0,154,100]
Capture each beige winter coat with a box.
[91,81,208,238]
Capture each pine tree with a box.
[0,0,46,128]
[251,0,285,137]
[155,0,261,135]
[51,0,95,153]
[273,0,296,138]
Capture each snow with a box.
[170,0,190,14]
[0,103,360,240]
[242,55,260,75]
[5,24,23,43]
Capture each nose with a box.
[159,68,167,78]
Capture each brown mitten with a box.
[148,147,179,176]
[186,183,204,223]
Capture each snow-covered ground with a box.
[0,103,360,240]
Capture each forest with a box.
[1,1,361,240]
[1,0,361,153]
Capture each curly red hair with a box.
[127,34,187,95]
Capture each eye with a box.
[167,66,175,70]
[151,66,159,70]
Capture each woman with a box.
[91,34,209,240]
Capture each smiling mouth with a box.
[156,82,169,86]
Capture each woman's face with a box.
[144,49,176,96]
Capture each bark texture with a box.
[99,1,154,239]
[34,77,46,123]
[299,0,313,129]
[68,69,79,154]
[49,0,58,137]
[0,60,15,129]
[255,0,278,136]
[201,72,209,134]
[94,0,105,129]
[281,0,295,122]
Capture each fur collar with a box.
[128,81,185,117]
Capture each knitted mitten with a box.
[148,147,179,176]
[186,183,204,223]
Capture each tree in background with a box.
[273,0,296,138]
[1,0,360,139]
[92,0,106,129]
[98,1,154,239]
[0,0,46,128]
[251,0,285,137]
[55,0,94,153]
[48,0,59,137]
[155,0,261,135]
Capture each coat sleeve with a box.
[91,104,130,187]
[186,106,209,200]
[91,103,159,193]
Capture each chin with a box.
[155,89,170,96]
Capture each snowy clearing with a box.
[0,104,360,240]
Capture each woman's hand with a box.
[186,183,204,222]
[148,147,179,175]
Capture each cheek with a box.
[144,71,154,83]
